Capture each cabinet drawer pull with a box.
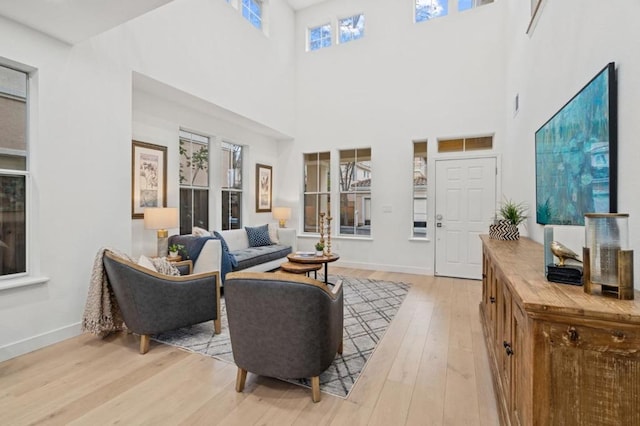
[490,296,496,304]
[503,341,514,356]
[567,327,579,342]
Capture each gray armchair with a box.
[224,271,343,402]
[103,251,221,354]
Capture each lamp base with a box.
[278,220,286,228]
[157,229,168,257]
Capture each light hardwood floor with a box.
[0,267,499,425]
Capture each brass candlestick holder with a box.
[326,215,332,255]
[319,212,325,246]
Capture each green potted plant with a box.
[315,242,325,256]
[168,243,185,258]
[490,199,527,240]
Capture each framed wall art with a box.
[535,62,617,226]
[132,140,167,219]
[255,163,272,213]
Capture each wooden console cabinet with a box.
[480,235,640,425]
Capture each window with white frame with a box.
[338,14,365,44]
[179,130,210,234]
[458,0,494,12]
[339,148,371,236]
[303,152,330,233]
[0,65,28,277]
[242,0,262,30]
[415,0,448,22]
[413,141,427,238]
[221,141,243,230]
[308,23,332,51]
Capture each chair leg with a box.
[337,338,343,355]
[236,367,247,392]
[140,335,150,354]
[311,376,321,402]
[214,318,221,334]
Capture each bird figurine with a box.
[551,241,582,266]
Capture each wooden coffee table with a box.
[280,262,322,279]
[286,253,340,285]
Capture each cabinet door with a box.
[541,321,640,425]
[510,303,530,426]
[481,253,498,344]
[497,276,512,405]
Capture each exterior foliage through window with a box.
[339,14,365,44]
[309,24,332,51]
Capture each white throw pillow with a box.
[268,223,279,244]
[192,226,210,237]
[137,254,158,272]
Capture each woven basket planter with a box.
[489,220,520,240]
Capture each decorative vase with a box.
[169,251,178,258]
[316,251,324,257]
[489,220,519,240]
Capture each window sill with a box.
[298,233,373,241]
[0,275,50,291]
[333,235,372,241]
[409,237,431,242]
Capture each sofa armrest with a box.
[277,228,297,252]
[193,238,222,275]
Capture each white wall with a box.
[131,83,286,257]
[503,0,640,289]
[290,0,507,273]
[0,0,296,361]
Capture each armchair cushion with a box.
[137,255,157,272]
[231,245,292,271]
[245,224,272,247]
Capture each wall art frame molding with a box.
[255,163,272,213]
[132,140,167,219]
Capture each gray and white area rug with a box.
[152,275,411,398]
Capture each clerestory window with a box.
[338,14,365,44]
[242,0,262,30]
[308,23,332,51]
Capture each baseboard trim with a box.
[0,322,82,362]
[335,260,432,276]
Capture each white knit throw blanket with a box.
[81,248,130,337]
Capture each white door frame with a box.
[433,154,501,278]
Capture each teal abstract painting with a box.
[535,63,617,225]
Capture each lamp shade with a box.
[272,207,291,221]
[144,207,179,230]
[273,206,291,228]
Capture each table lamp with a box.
[144,207,179,257]
[273,207,291,228]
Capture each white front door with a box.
[435,157,497,279]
